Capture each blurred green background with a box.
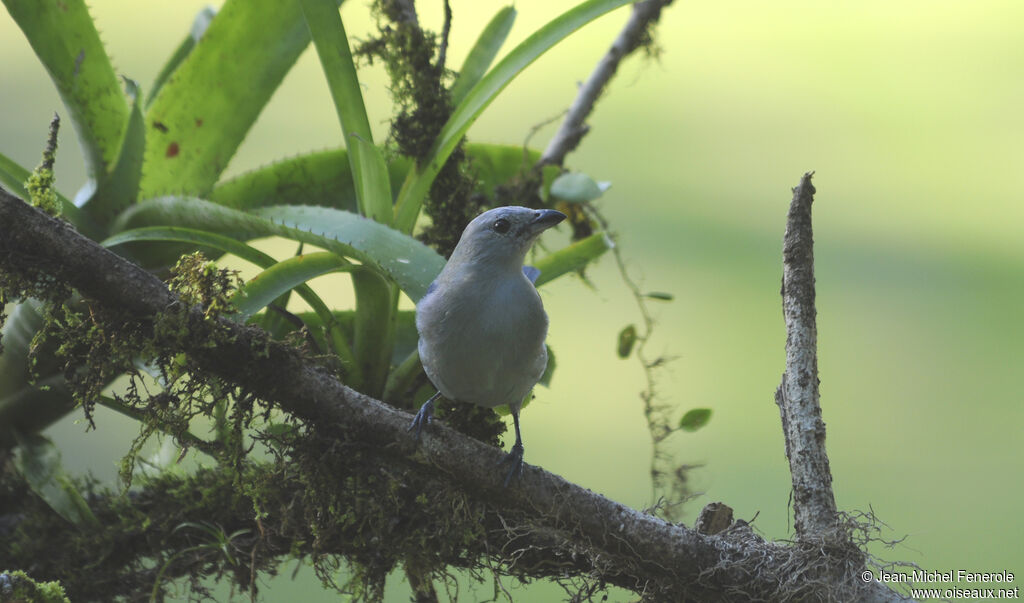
[2,0,1021,600]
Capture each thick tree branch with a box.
[0,186,904,601]
[539,0,674,167]
[776,172,839,538]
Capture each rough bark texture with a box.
[776,172,839,538]
[0,186,907,601]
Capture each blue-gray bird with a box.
[410,205,566,485]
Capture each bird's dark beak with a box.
[529,209,567,233]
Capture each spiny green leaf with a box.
[393,0,636,233]
[679,408,712,432]
[253,204,443,301]
[147,6,217,108]
[209,142,540,212]
[4,0,129,177]
[104,225,277,267]
[450,6,517,106]
[81,78,146,224]
[141,0,330,198]
[111,198,444,301]
[209,149,399,212]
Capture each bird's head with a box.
[448,206,566,271]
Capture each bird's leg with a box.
[498,410,525,487]
[408,391,441,441]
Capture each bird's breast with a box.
[417,275,548,409]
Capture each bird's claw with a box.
[498,443,524,487]
[408,398,435,441]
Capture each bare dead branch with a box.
[776,171,839,539]
[539,0,674,167]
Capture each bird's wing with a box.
[424,279,439,297]
[522,265,541,285]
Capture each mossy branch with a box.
[0,186,907,601]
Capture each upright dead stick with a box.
[776,172,839,538]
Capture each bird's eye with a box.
[492,218,511,234]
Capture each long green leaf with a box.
[299,0,390,224]
[209,142,540,212]
[232,252,351,322]
[111,198,444,301]
[147,6,217,108]
[13,431,100,528]
[350,136,393,224]
[533,231,612,287]
[208,149,375,212]
[393,0,636,232]
[3,0,129,177]
[351,267,397,398]
[0,152,100,239]
[254,205,443,300]
[102,226,357,371]
[289,310,414,357]
[81,78,146,223]
[0,301,78,449]
[103,225,277,267]
[450,6,517,106]
[141,0,331,198]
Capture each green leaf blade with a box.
[3,0,129,177]
[13,431,99,528]
[299,0,391,224]
[394,0,636,232]
[147,6,217,108]
[81,78,146,224]
[209,149,364,212]
[351,136,394,224]
[679,408,712,432]
[103,224,359,374]
[254,205,444,301]
[111,198,444,301]
[450,6,517,107]
[140,0,324,198]
[233,252,350,322]
[533,231,613,287]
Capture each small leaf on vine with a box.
[617,324,637,358]
[550,172,610,203]
[678,408,712,432]
[644,291,673,301]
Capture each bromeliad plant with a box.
[0,0,624,496]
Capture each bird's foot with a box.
[498,443,524,487]
[408,398,435,441]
